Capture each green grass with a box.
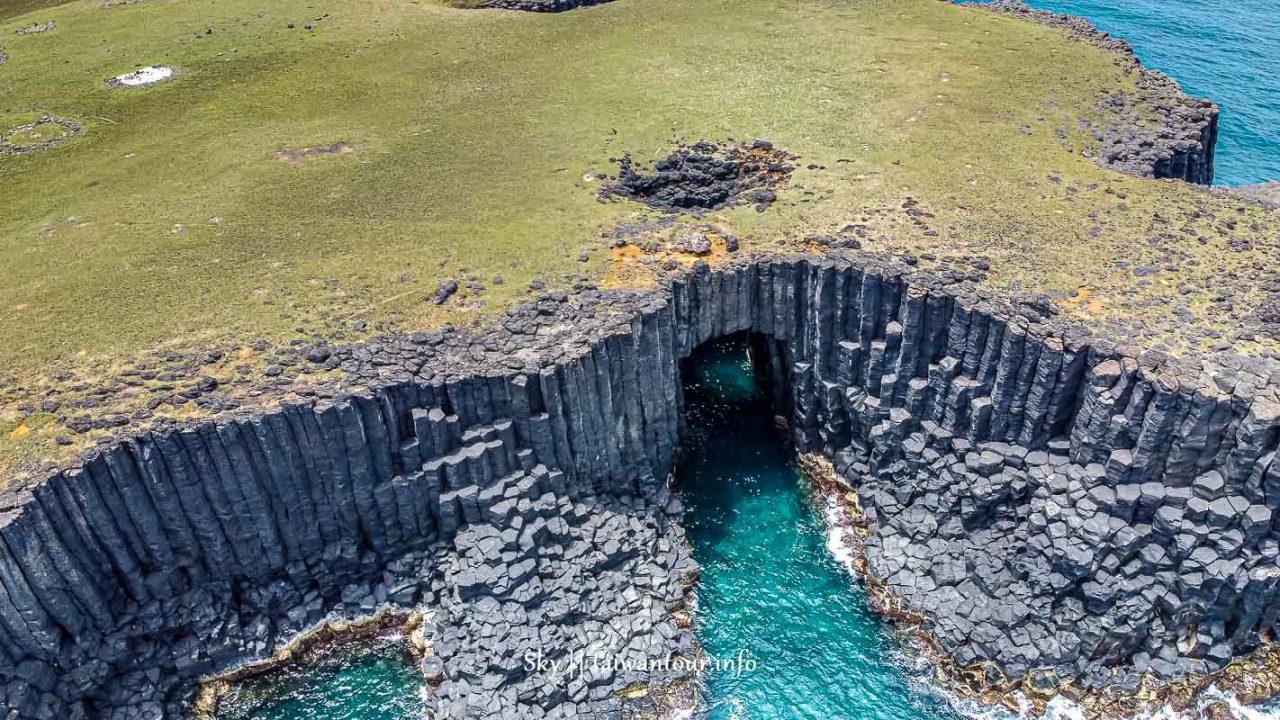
[1,113,71,144]
[0,0,68,23]
[1,0,1277,472]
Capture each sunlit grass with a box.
[0,0,1275,472]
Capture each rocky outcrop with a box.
[974,0,1219,184]
[1228,181,1280,210]
[0,117,80,155]
[12,21,54,37]
[2,255,1279,717]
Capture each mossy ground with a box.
[1,0,1277,476]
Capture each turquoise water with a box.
[982,0,1280,186]
[678,340,971,720]
[208,339,1280,720]
[214,637,426,720]
[212,341,981,720]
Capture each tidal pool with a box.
[213,637,426,720]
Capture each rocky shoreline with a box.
[189,608,429,719]
[2,0,1277,717]
[972,0,1219,184]
[187,485,703,720]
[3,255,1280,718]
[807,453,1280,719]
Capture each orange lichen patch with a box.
[6,424,30,441]
[694,227,740,263]
[602,245,661,289]
[1057,286,1107,317]
[602,225,740,290]
[273,142,355,166]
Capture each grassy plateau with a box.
[1,0,1277,476]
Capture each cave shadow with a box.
[673,332,804,551]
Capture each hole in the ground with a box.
[599,141,796,213]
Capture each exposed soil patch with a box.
[273,141,356,165]
[599,140,796,213]
[106,65,176,88]
[0,115,79,154]
[602,222,741,288]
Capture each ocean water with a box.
[213,637,427,720]
[212,340,1280,719]
[677,339,977,720]
[987,0,1280,186]
[675,341,1280,720]
[211,340,984,720]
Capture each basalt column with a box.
[1,257,1278,717]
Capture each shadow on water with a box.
[676,336,973,720]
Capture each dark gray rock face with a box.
[433,486,697,718]
[598,142,794,213]
[1,257,1278,717]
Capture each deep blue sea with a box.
[992,0,1280,186]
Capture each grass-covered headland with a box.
[1,0,1277,476]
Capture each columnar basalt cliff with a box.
[2,256,1279,718]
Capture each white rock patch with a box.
[112,65,175,87]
